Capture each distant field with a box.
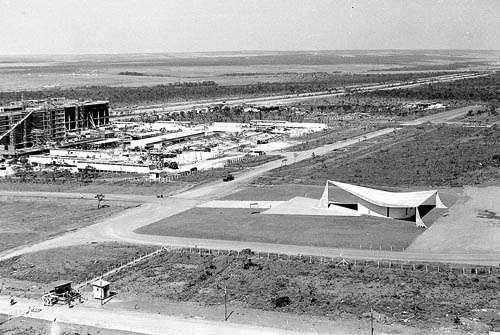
[0,198,131,252]
[136,207,426,251]
[256,125,500,187]
[1,50,494,92]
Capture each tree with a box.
[95,193,105,209]
[79,166,99,184]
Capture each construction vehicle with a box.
[42,280,81,306]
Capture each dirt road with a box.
[1,107,498,266]
[0,296,319,335]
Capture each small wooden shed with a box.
[92,279,110,300]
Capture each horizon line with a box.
[1,48,499,58]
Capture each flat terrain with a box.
[136,207,426,251]
[0,197,132,252]
[106,250,499,333]
[256,125,500,187]
[409,186,500,253]
[1,50,494,92]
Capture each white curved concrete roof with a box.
[329,180,438,208]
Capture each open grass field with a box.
[0,198,132,253]
[0,243,156,298]
[136,207,426,251]
[106,250,500,332]
[256,125,500,187]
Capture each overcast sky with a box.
[0,0,499,55]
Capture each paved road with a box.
[1,106,498,266]
[0,296,313,335]
[0,128,396,261]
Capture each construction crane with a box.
[0,109,35,142]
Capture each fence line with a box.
[74,245,498,290]
[75,247,169,289]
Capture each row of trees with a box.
[364,72,500,102]
[11,163,99,184]
[0,72,453,107]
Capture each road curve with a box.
[1,106,498,266]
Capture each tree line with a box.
[363,71,500,103]
[0,72,454,108]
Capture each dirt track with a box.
[0,296,318,335]
[0,107,498,266]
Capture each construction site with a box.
[0,72,498,335]
[0,98,328,180]
[0,99,110,156]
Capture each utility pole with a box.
[224,285,228,321]
[370,307,374,335]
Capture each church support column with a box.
[319,180,329,208]
[415,207,427,228]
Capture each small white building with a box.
[92,279,110,300]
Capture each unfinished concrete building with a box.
[0,99,109,155]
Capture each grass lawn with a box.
[0,198,132,252]
[137,207,426,251]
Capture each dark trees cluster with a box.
[0,72,454,107]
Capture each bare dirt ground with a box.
[0,243,156,298]
[408,186,500,253]
[0,247,497,335]
[0,295,346,335]
[102,250,499,333]
[0,197,132,252]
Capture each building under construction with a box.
[0,99,109,156]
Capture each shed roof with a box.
[49,280,72,288]
[92,279,110,287]
[329,180,438,208]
